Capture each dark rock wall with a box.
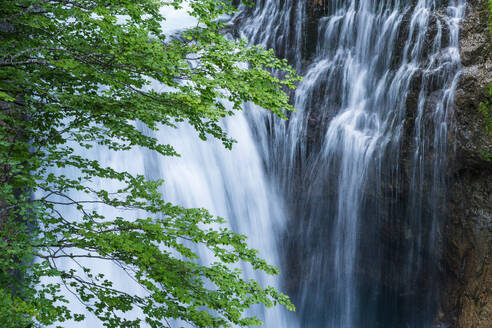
[442,0,492,327]
[299,0,492,327]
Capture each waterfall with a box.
[38,6,292,327]
[39,96,292,328]
[236,0,464,327]
[40,0,466,327]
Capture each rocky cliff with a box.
[235,1,492,326]
[300,1,492,326]
[441,0,492,327]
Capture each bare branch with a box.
[0,59,52,67]
[0,1,50,23]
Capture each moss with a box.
[478,84,492,134]
[479,149,492,162]
[474,1,491,135]
[489,0,492,34]
[478,82,492,162]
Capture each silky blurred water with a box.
[237,0,464,327]
[40,0,466,327]
[38,5,292,327]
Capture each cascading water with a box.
[40,96,292,328]
[41,0,466,327]
[236,0,465,327]
[39,6,292,328]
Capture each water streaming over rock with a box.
[236,0,465,327]
[39,6,292,327]
[41,96,292,328]
[42,0,466,327]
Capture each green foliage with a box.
[478,84,492,134]
[489,0,492,34]
[0,1,299,327]
[479,149,492,162]
[477,2,492,162]
[478,84,492,162]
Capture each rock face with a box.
[236,1,491,326]
[441,0,492,327]
[299,1,492,327]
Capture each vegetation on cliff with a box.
[479,84,492,133]
[477,0,492,161]
[0,1,299,327]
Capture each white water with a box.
[37,5,291,327]
[39,0,466,327]
[237,0,465,327]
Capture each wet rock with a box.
[441,0,492,327]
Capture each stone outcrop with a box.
[441,0,492,327]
